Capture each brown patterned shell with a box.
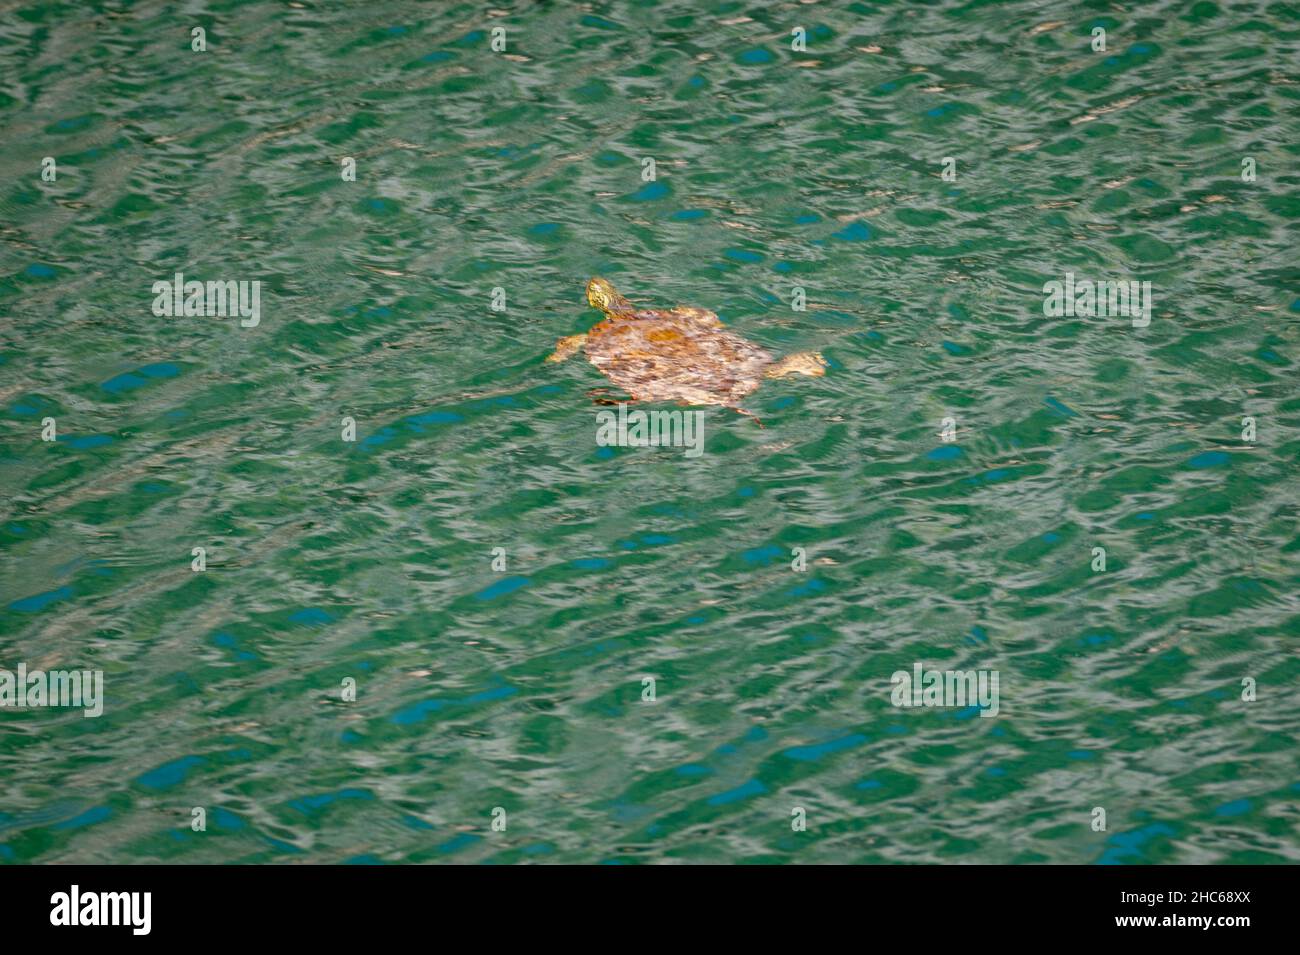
[583,306,775,407]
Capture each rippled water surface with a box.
[2,0,1299,864]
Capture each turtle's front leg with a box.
[545,334,587,363]
[587,387,630,406]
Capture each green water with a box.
[1,0,1298,864]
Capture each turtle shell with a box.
[584,307,775,407]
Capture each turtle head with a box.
[586,277,629,314]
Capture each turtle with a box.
[546,278,826,420]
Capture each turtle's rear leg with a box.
[765,351,827,379]
[546,334,587,363]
